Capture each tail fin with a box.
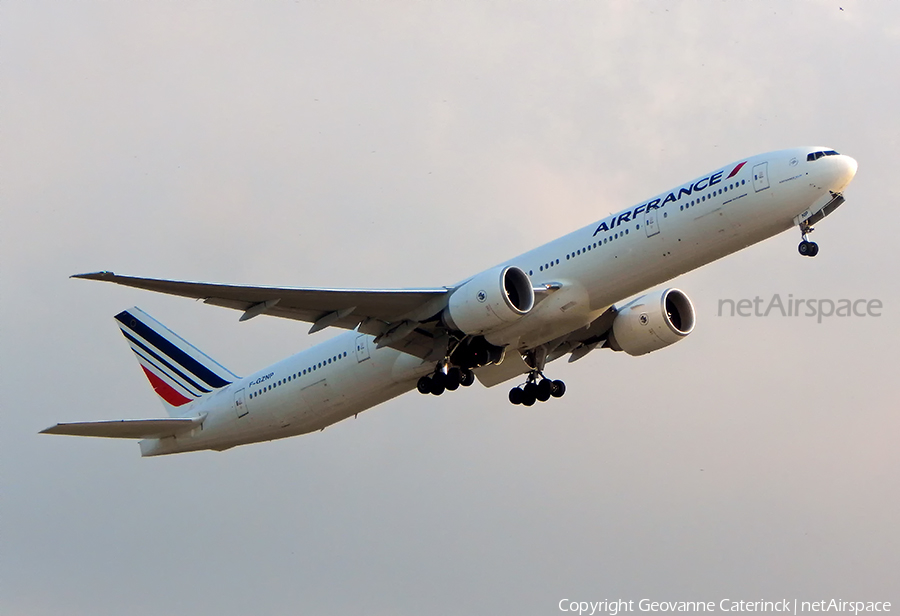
[115,307,238,415]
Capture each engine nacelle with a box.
[608,288,695,356]
[443,266,534,336]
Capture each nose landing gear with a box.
[798,221,819,257]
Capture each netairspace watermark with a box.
[558,599,892,616]
[717,294,883,324]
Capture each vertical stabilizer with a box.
[114,307,238,416]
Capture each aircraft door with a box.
[355,335,370,362]
[234,388,248,418]
[644,209,660,237]
[752,162,770,192]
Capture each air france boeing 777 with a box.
[43,147,858,456]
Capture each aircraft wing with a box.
[73,271,452,359]
[74,271,449,330]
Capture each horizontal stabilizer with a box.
[40,415,205,439]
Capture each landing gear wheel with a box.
[509,387,523,405]
[445,367,461,391]
[521,382,537,406]
[550,380,566,398]
[459,368,475,387]
[798,220,819,257]
[799,241,817,256]
[430,381,445,396]
[417,376,432,394]
[536,379,553,402]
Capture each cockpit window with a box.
[807,150,840,161]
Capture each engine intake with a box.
[443,266,534,336]
[608,288,695,356]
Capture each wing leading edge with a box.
[73,271,452,360]
[74,271,449,329]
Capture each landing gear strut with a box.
[798,221,819,257]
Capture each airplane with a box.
[42,147,858,456]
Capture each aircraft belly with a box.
[266,345,426,440]
[486,280,594,349]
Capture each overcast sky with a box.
[2,2,898,615]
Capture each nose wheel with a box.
[798,240,819,257]
[798,222,819,257]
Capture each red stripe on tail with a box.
[141,366,192,407]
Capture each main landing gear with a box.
[417,365,475,396]
[508,346,565,406]
[508,371,566,406]
[798,221,819,257]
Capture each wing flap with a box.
[474,351,531,388]
[40,416,205,439]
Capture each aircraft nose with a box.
[832,154,858,192]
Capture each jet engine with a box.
[442,266,534,336]
[607,288,695,356]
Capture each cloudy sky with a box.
[2,2,898,614]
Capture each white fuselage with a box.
[140,147,857,456]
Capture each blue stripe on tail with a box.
[115,311,232,389]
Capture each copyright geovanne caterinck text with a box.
[558,599,891,616]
